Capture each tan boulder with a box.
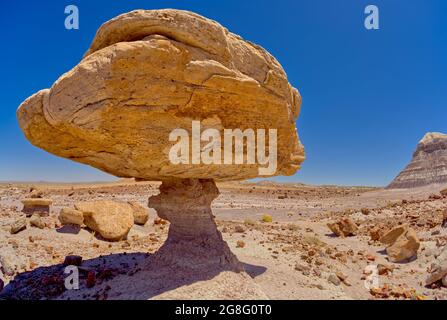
[74,201,134,241]
[327,218,358,237]
[14,10,305,288]
[59,207,84,226]
[381,226,420,262]
[426,247,447,285]
[379,225,407,245]
[128,201,149,225]
[30,214,45,229]
[16,9,304,181]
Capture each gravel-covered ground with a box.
[0,180,446,300]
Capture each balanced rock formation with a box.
[16,9,304,296]
[380,225,420,263]
[388,132,447,189]
[16,9,304,182]
[74,201,134,241]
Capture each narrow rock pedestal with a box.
[149,178,241,271]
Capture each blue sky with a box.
[1,0,446,186]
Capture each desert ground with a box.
[0,180,446,300]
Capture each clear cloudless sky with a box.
[0,0,446,186]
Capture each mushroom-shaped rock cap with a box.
[17,9,305,181]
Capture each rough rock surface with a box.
[59,207,84,226]
[379,225,407,245]
[388,132,447,189]
[74,201,134,241]
[386,229,420,262]
[426,246,447,285]
[16,9,304,181]
[327,218,358,237]
[29,214,45,229]
[128,201,149,225]
[380,225,420,263]
[10,217,27,234]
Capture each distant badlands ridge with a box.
[388,132,447,189]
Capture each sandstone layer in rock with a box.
[16,9,304,181]
[21,198,52,206]
[388,132,447,189]
[380,225,407,245]
[74,201,134,241]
